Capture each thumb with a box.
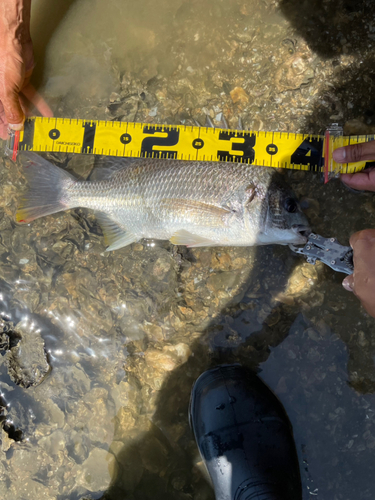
[342,274,354,292]
[340,172,375,191]
[1,89,25,130]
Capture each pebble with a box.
[148,106,158,117]
[109,92,121,103]
[145,343,191,372]
[230,87,249,106]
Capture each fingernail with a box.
[8,122,24,131]
[333,147,346,163]
[342,277,353,292]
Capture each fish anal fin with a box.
[170,229,217,248]
[94,211,137,251]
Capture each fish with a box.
[16,152,310,251]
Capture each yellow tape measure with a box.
[9,117,374,175]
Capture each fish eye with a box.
[284,197,298,213]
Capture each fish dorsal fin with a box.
[170,229,217,247]
[89,156,142,181]
[94,211,137,251]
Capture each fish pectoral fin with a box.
[161,199,232,227]
[245,184,256,204]
[170,230,217,247]
[94,212,137,251]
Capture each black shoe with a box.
[189,364,302,500]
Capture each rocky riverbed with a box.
[1,0,375,499]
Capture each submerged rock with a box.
[5,320,50,388]
[75,447,116,493]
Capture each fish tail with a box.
[16,152,77,224]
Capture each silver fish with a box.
[17,152,310,251]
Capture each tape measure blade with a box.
[9,116,371,174]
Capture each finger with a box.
[333,142,375,163]
[0,125,8,140]
[349,228,375,248]
[21,83,53,117]
[1,89,25,129]
[340,171,375,191]
[0,105,8,140]
[342,274,354,292]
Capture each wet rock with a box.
[75,447,116,492]
[1,427,13,452]
[213,324,243,348]
[65,387,115,446]
[230,86,249,106]
[264,307,281,327]
[84,388,115,445]
[142,322,165,341]
[40,398,65,430]
[0,332,9,350]
[110,377,144,420]
[6,478,52,499]
[343,118,375,135]
[282,263,318,297]
[152,254,174,280]
[306,327,322,342]
[145,343,191,372]
[139,435,169,474]
[38,430,66,456]
[207,271,242,293]
[109,92,121,103]
[109,440,143,492]
[10,445,49,476]
[5,320,50,388]
[67,154,96,178]
[114,407,136,433]
[275,54,315,92]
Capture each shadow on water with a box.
[280,0,375,394]
[95,241,373,500]
[279,0,375,135]
[96,245,308,500]
[279,0,373,59]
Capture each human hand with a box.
[342,229,375,318]
[333,141,375,191]
[0,0,53,140]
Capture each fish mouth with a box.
[291,224,311,244]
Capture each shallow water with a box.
[1,0,375,499]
